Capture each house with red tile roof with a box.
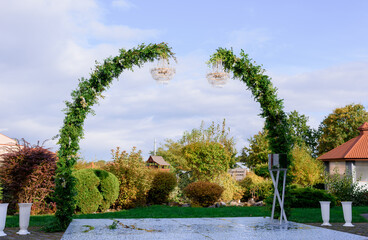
[318,122,368,188]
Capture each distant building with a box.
[146,155,171,171]
[228,162,250,181]
[0,133,18,161]
[318,122,368,189]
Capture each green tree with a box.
[240,110,318,168]
[287,111,319,156]
[239,130,270,169]
[318,103,368,155]
[156,120,236,172]
[182,141,232,181]
[289,144,324,187]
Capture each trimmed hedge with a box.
[265,187,336,208]
[148,171,177,204]
[184,181,224,207]
[74,169,119,214]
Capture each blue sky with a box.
[0,0,367,161]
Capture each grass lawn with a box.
[5,205,368,228]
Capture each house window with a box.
[356,162,368,182]
[329,161,345,175]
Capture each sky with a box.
[0,0,367,162]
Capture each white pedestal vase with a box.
[341,201,354,227]
[17,203,32,235]
[319,201,332,226]
[0,203,9,236]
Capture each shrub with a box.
[212,172,244,202]
[253,163,270,178]
[265,186,336,209]
[0,141,57,214]
[184,181,224,207]
[73,169,119,213]
[148,171,177,204]
[325,172,368,205]
[104,147,153,209]
[74,169,102,214]
[94,169,119,211]
[288,187,336,208]
[239,172,272,202]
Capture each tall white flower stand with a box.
[319,201,332,226]
[17,203,32,235]
[341,201,354,227]
[0,203,9,236]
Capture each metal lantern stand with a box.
[268,154,288,224]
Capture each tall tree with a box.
[287,111,319,156]
[240,110,318,168]
[156,120,236,172]
[182,141,232,181]
[318,103,368,156]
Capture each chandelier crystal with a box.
[206,59,229,88]
[150,58,176,84]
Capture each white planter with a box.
[0,203,9,236]
[341,201,354,227]
[319,201,332,226]
[17,203,32,235]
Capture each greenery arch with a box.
[209,48,293,215]
[53,43,291,230]
[54,43,175,229]
[209,48,292,158]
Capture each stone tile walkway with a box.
[0,227,63,240]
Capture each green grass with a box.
[5,205,368,228]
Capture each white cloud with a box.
[111,0,135,9]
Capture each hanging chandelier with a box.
[206,59,229,88]
[150,58,176,84]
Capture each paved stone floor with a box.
[0,219,367,239]
[306,223,368,238]
[61,218,368,240]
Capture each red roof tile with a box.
[318,122,368,161]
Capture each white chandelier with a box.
[150,58,176,84]
[206,59,229,88]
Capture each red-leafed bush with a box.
[184,181,224,207]
[0,140,57,214]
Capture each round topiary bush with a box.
[184,181,224,207]
[147,171,177,204]
[94,169,119,211]
[73,169,119,214]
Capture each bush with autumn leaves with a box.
[0,140,57,214]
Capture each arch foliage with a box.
[209,48,292,158]
[54,43,175,230]
[209,48,293,215]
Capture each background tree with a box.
[287,111,319,156]
[318,103,368,156]
[156,120,236,172]
[182,141,232,181]
[239,110,317,168]
[289,144,324,187]
[238,130,270,169]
